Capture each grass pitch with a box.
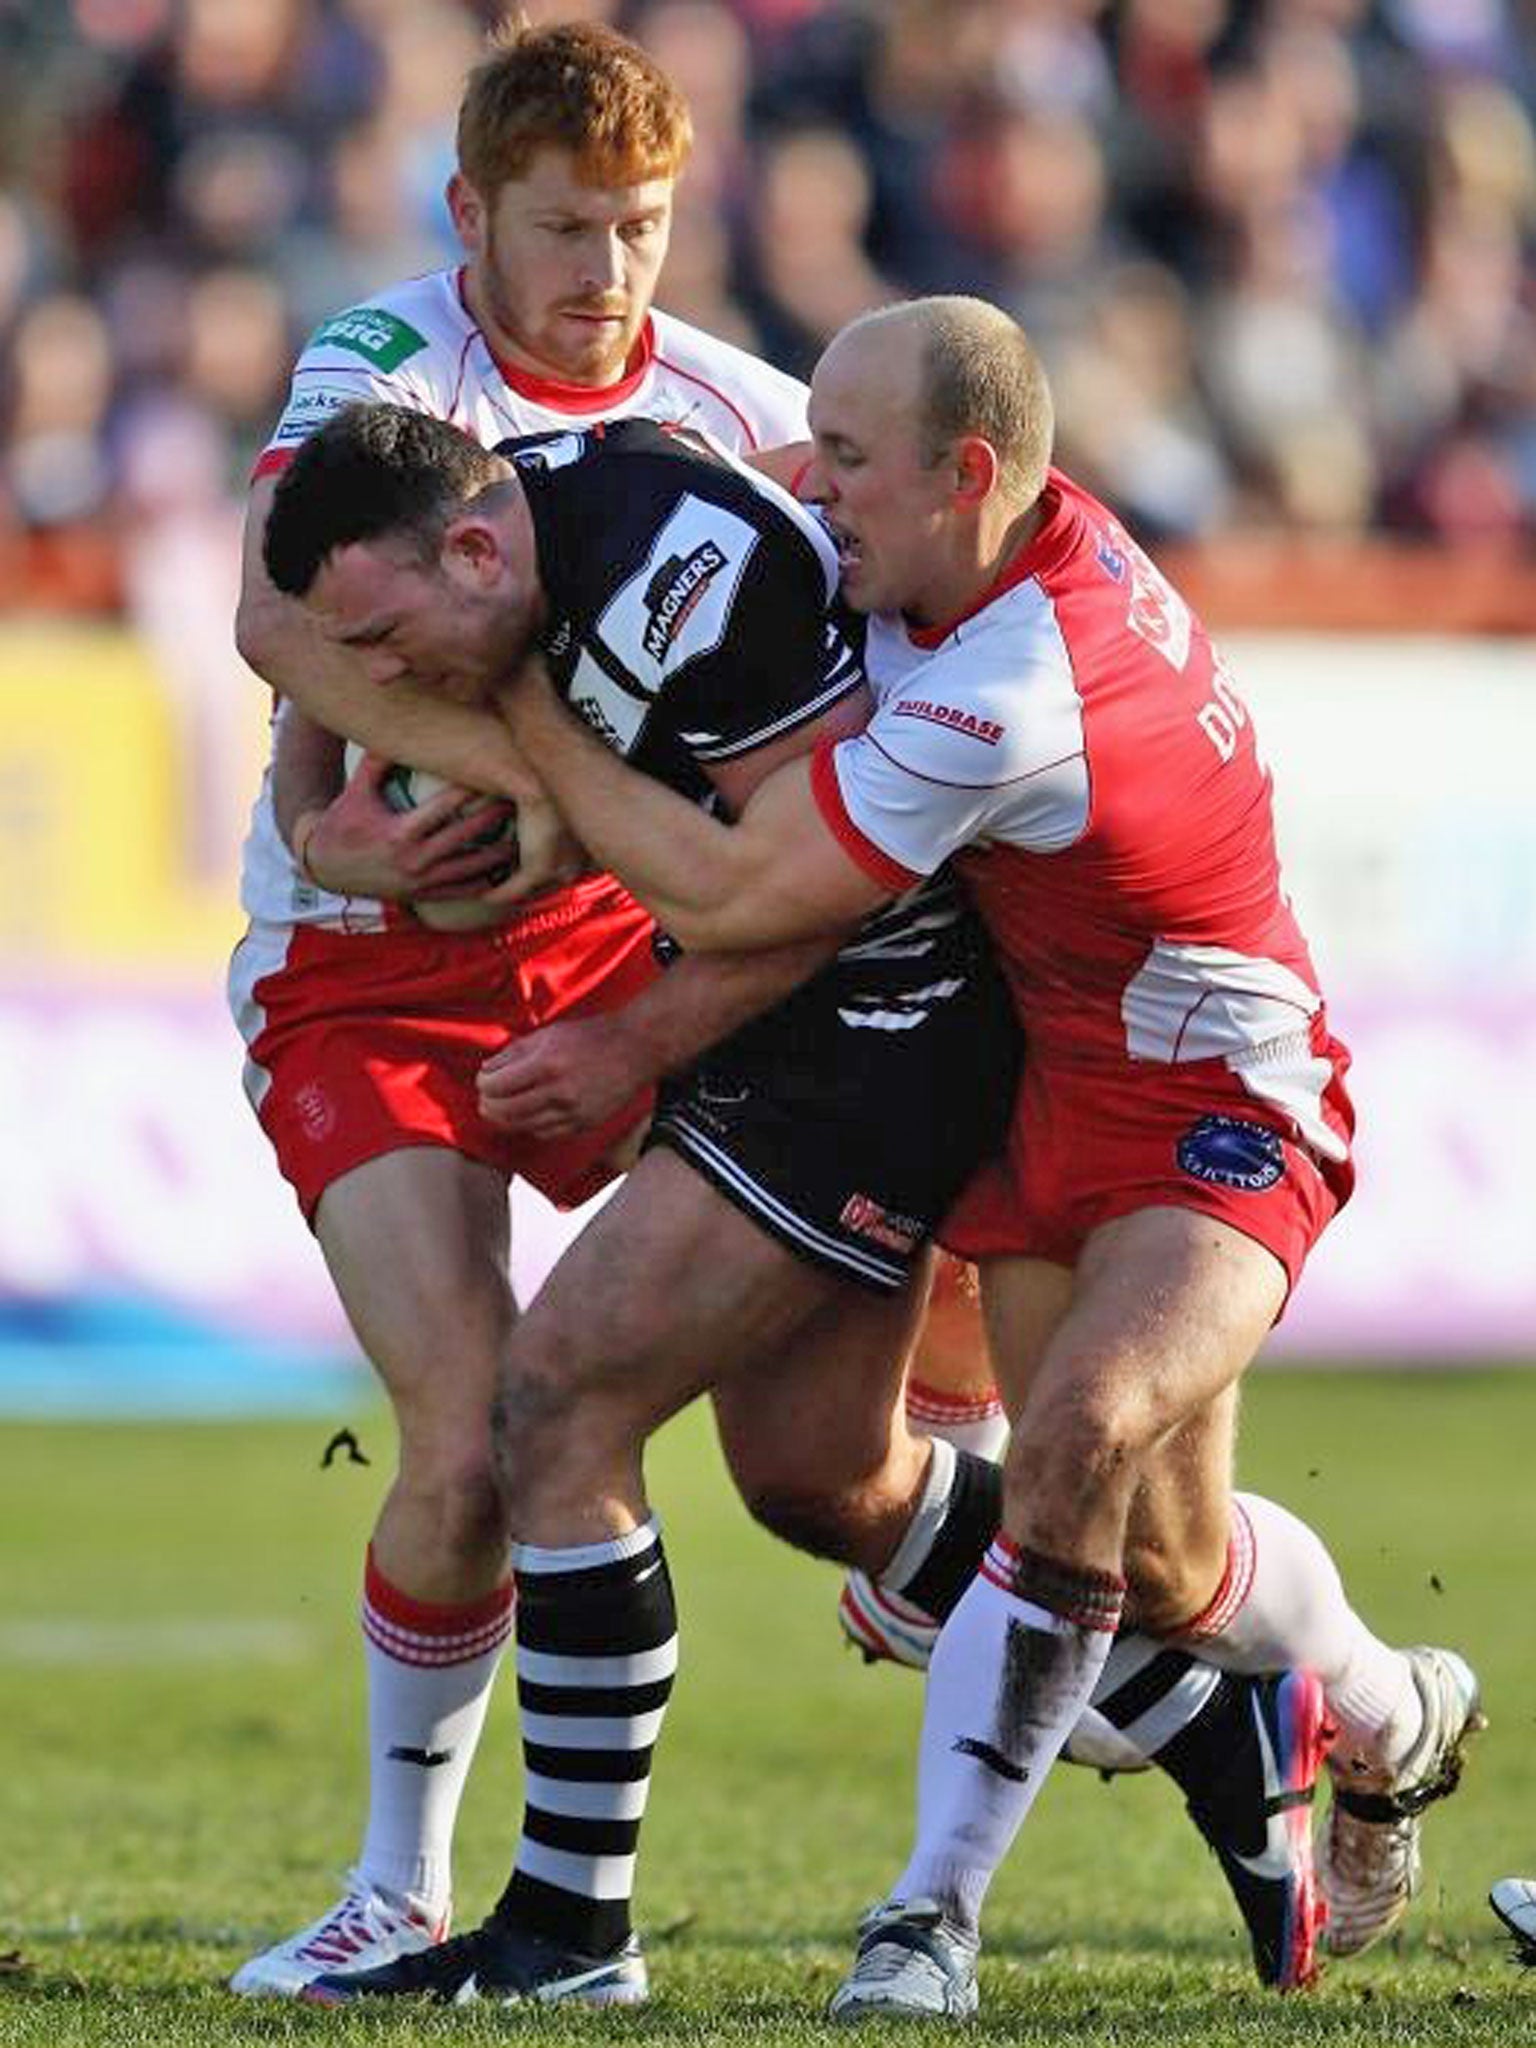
[0,1367,1533,2045]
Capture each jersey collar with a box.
[456,268,656,413]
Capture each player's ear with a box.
[442,514,503,584]
[447,174,484,254]
[952,435,999,509]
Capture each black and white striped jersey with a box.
[506,416,860,806]
[504,417,978,1001]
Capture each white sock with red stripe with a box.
[905,1377,1009,1462]
[1171,1492,1422,1774]
[358,1547,514,1910]
[891,1537,1124,1934]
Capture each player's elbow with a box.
[234,581,287,680]
[648,897,743,954]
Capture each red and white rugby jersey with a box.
[812,468,1346,1161]
[241,268,809,931]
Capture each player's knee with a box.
[1016,1379,1148,1496]
[490,1316,642,1509]
[1004,1380,1164,1557]
[489,1354,578,1500]
[438,1455,507,1561]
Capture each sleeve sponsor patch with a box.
[269,385,353,445]
[305,307,428,372]
[641,540,728,663]
[597,496,758,693]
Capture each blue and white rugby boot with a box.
[302,1912,646,2007]
[1181,1668,1334,1990]
[1490,1878,1536,1963]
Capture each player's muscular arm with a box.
[479,934,838,1137]
[616,937,839,1066]
[237,472,541,804]
[271,699,345,856]
[500,656,889,952]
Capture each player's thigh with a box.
[711,1255,932,1500]
[501,1145,844,1448]
[315,1145,515,1435]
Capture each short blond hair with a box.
[457,17,692,194]
[846,297,1055,506]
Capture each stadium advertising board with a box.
[0,978,1528,1403]
[0,633,1531,1408]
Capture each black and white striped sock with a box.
[885,1443,1005,1617]
[494,1518,677,1956]
[1091,1635,1226,1761]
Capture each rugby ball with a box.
[344,742,517,931]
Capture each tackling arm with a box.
[237,472,543,804]
[500,657,891,952]
[479,930,841,1137]
[604,934,840,1073]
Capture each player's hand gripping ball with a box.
[348,744,519,932]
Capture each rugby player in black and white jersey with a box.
[257,398,1016,2009]
[253,400,1353,2010]
[265,397,1015,1355]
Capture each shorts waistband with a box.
[487,873,647,945]
[253,874,650,964]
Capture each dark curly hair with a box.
[263,404,508,597]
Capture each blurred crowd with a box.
[2,0,1533,629]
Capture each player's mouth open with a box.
[828,522,862,572]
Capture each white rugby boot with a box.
[1318,1646,1484,1957]
[828,1898,979,2022]
[229,1874,448,1995]
[1490,1878,1536,1962]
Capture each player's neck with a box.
[958,502,1045,610]
[989,501,1046,584]
[901,503,1047,644]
